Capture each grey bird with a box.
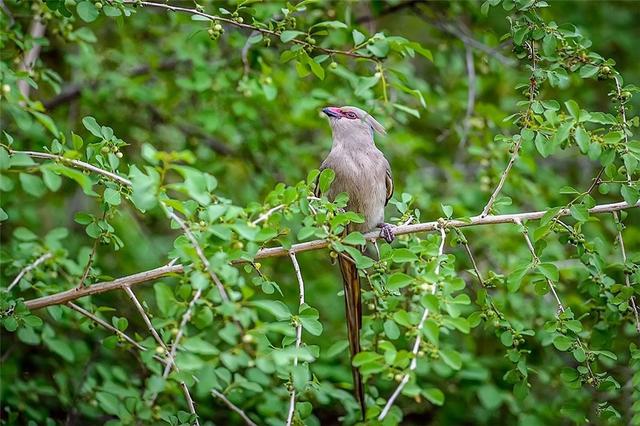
[315,106,394,418]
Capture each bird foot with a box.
[377,223,395,243]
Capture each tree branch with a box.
[286,251,305,426]
[612,211,640,335]
[7,252,52,291]
[211,389,257,426]
[66,301,147,352]
[124,285,200,424]
[162,203,230,302]
[23,201,639,311]
[25,263,184,310]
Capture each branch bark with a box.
[23,200,639,311]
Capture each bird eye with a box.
[345,112,357,119]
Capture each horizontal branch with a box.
[25,264,183,310]
[23,200,637,310]
[253,200,639,259]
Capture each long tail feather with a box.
[338,254,365,418]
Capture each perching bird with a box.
[315,106,394,418]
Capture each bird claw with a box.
[377,223,395,243]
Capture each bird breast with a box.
[323,147,387,233]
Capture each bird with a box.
[315,105,394,419]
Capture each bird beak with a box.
[322,107,341,118]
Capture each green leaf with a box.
[280,31,304,43]
[386,272,414,290]
[77,1,99,22]
[299,315,323,336]
[383,319,400,339]
[352,351,383,367]
[537,263,559,282]
[252,300,291,320]
[500,331,513,347]
[48,164,96,196]
[570,204,589,222]
[565,100,580,120]
[154,283,174,316]
[19,173,46,197]
[103,187,121,206]
[553,335,573,351]
[422,319,439,344]
[41,166,62,191]
[621,185,639,205]
[129,166,158,212]
[46,337,75,362]
[579,64,599,78]
[423,387,444,406]
[343,232,366,246]
[307,58,325,80]
[318,168,335,194]
[352,29,365,45]
[312,20,347,29]
[440,348,462,370]
[574,126,590,153]
[392,248,417,263]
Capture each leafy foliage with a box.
[1,0,639,425]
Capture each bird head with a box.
[322,106,386,144]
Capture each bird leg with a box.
[377,223,395,243]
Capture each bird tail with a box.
[338,253,365,419]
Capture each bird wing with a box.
[338,253,366,418]
[385,167,394,206]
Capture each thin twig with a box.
[7,252,52,291]
[614,76,632,183]
[24,200,639,311]
[162,203,230,302]
[161,288,202,379]
[378,225,447,420]
[211,389,257,426]
[67,302,147,352]
[480,138,522,217]
[514,218,564,312]
[514,219,597,379]
[251,204,285,226]
[123,286,199,424]
[612,211,640,335]
[462,240,484,286]
[77,238,99,290]
[286,251,305,426]
[480,39,537,217]
[123,286,170,352]
[122,0,372,60]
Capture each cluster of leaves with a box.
[1,0,639,425]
